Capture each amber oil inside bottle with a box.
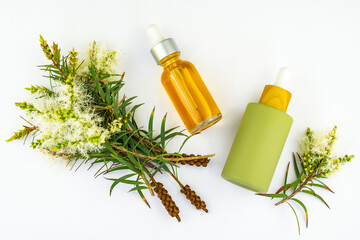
[159,52,222,134]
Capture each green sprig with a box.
[257,126,354,234]
[8,36,214,222]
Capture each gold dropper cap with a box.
[259,67,292,113]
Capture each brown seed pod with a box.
[176,153,210,167]
[151,181,181,222]
[180,184,208,213]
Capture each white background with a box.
[1,0,360,239]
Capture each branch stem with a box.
[275,173,316,206]
[110,144,214,162]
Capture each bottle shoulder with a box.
[163,59,197,72]
[178,59,196,69]
[163,59,201,83]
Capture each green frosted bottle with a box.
[222,68,293,193]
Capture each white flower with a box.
[78,41,121,81]
[28,80,110,157]
[300,126,352,177]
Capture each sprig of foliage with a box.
[257,126,354,234]
[8,36,214,221]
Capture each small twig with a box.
[140,173,154,196]
[111,144,215,162]
[275,175,313,206]
[167,170,184,188]
[20,116,37,128]
[51,58,68,79]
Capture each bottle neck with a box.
[158,52,181,69]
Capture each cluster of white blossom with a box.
[28,82,107,157]
[26,43,123,157]
[300,126,353,177]
[78,41,121,81]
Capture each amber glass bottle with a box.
[148,25,221,134]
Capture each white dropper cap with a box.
[147,24,165,46]
[147,24,180,63]
[274,67,291,89]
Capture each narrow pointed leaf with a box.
[309,183,334,193]
[312,179,335,193]
[136,188,151,208]
[126,152,141,168]
[272,181,299,199]
[256,193,288,198]
[90,64,105,100]
[290,198,309,228]
[104,142,117,155]
[128,186,149,192]
[110,154,141,174]
[283,162,290,195]
[107,174,138,195]
[107,176,142,194]
[293,153,300,177]
[302,190,330,209]
[148,107,155,140]
[130,103,144,114]
[160,113,167,149]
[303,186,316,195]
[154,126,180,140]
[178,135,192,152]
[286,202,301,235]
[112,95,119,118]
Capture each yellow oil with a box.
[159,52,222,134]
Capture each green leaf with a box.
[126,152,141,169]
[104,142,117,155]
[303,186,315,195]
[309,183,334,193]
[112,95,119,118]
[137,141,151,155]
[107,174,141,195]
[152,161,166,176]
[121,96,137,109]
[90,63,105,100]
[107,173,135,195]
[293,153,300,177]
[148,107,155,140]
[128,186,148,192]
[110,154,141,175]
[75,159,86,172]
[302,190,330,209]
[129,103,144,115]
[163,130,186,143]
[135,187,151,208]
[283,162,290,195]
[110,81,124,96]
[160,113,167,149]
[154,126,180,140]
[105,84,111,104]
[97,165,129,176]
[178,135,192,152]
[286,202,301,235]
[255,193,288,198]
[290,198,308,228]
[272,181,299,198]
[312,178,334,193]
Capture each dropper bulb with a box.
[274,67,291,89]
[147,24,165,46]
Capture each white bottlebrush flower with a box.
[27,80,110,157]
[108,118,123,134]
[77,41,122,81]
[300,126,353,177]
